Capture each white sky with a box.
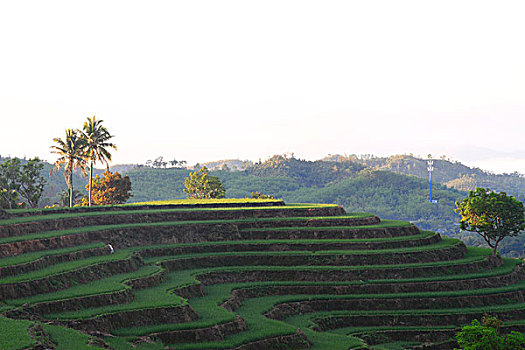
[1,1,524,173]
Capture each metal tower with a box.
[427,159,438,204]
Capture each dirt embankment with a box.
[154,316,247,343]
[233,330,311,350]
[0,254,143,300]
[161,244,467,271]
[240,225,419,240]
[312,307,525,330]
[197,256,502,285]
[0,206,345,238]
[221,264,524,311]
[65,305,199,333]
[0,246,109,278]
[141,233,439,258]
[264,289,525,320]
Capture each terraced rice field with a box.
[0,199,524,349]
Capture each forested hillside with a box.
[324,154,525,199]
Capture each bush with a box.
[456,316,525,350]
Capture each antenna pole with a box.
[427,159,437,204]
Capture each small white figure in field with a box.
[108,244,114,254]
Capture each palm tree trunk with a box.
[69,171,73,208]
[88,160,93,206]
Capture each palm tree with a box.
[81,116,117,206]
[50,129,88,208]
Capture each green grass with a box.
[42,323,105,350]
[131,198,286,205]
[163,288,366,350]
[45,272,186,320]
[0,315,34,350]
[0,242,105,267]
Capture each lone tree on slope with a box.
[184,167,225,199]
[455,187,525,257]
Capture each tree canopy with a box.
[184,167,225,199]
[83,171,132,205]
[456,315,525,349]
[0,157,46,209]
[455,188,525,256]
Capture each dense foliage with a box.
[82,171,132,205]
[456,316,525,350]
[0,157,46,209]
[184,167,225,199]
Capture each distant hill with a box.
[322,154,525,200]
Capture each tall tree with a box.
[0,158,22,209]
[50,129,88,208]
[81,116,117,206]
[455,188,525,257]
[19,157,47,208]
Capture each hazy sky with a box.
[1,1,524,173]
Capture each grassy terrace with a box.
[300,301,525,321]
[7,255,517,312]
[0,316,34,350]
[0,214,381,244]
[0,242,105,267]
[4,198,288,214]
[142,238,463,264]
[0,238,461,285]
[0,203,342,225]
[0,232,436,274]
[113,263,525,336]
[6,265,163,306]
[0,246,497,292]
[1,200,524,349]
[35,248,493,321]
[0,250,132,284]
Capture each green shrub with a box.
[456,317,525,350]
